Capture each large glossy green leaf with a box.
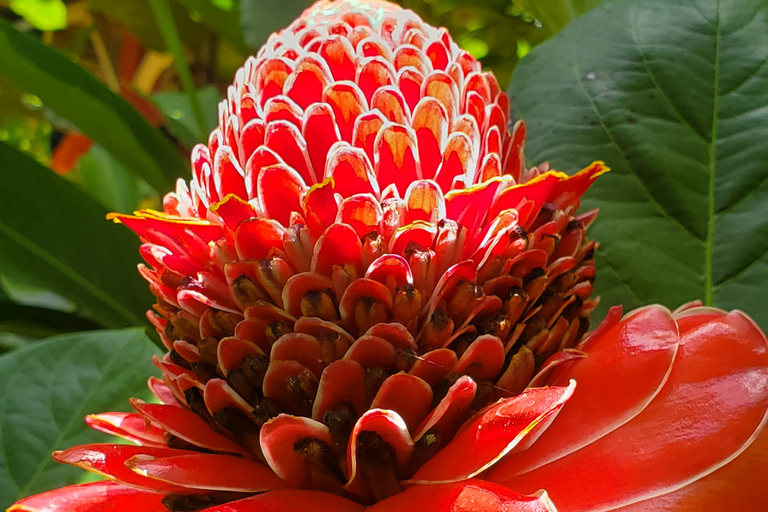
[0,19,186,192]
[508,0,768,327]
[0,329,160,509]
[0,143,152,328]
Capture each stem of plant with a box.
[147,0,208,140]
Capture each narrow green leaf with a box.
[148,0,208,138]
[0,142,152,328]
[0,329,160,508]
[239,0,311,49]
[0,19,186,192]
[508,0,768,327]
[0,304,100,339]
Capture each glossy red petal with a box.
[492,309,768,511]
[127,453,288,492]
[257,163,305,226]
[131,400,247,456]
[493,305,680,477]
[198,489,363,512]
[259,414,335,487]
[366,479,556,512]
[53,444,196,493]
[374,123,421,195]
[410,382,574,483]
[8,481,166,512]
[85,412,167,447]
[613,427,768,511]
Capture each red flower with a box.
[8,1,768,511]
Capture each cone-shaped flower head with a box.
[99,0,607,507]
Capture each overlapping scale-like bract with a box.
[96,0,608,507]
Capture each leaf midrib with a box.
[705,0,722,306]
[0,217,143,327]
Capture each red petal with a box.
[286,56,331,109]
[85,412,167,447]
[404,180,445,224]
[370,373,433,432]
[312,359,368,421]
[259,414,334,487]
[53,444,196,493]
[311,223,364,276]
[410,383,574,483]
[374,123,421,195]
[257,163,305,226]
[346,409,414,490]
[371,86,409,124]
[303,103,342,182]
[271,332,326,378]
[131,400,247,456]
[265,120,315,185]
[199,489,363,512]
[352,110,387,166]
[492,308,768,511]
[8,481,166,512]
[234,217,285,260]
[127,453,288,492]
[613,426,768,511]
[413,375,476,442]
[325,143,379,198]
[318,36,357,81]
[422,71,458,120]
[411,97,448,180]
[324,81,368,142]
[493,305,680,477]
[337,194,383,238]
[366,479,556,512]
[356,57,395,103]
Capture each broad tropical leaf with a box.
[508,0,768,327]
[0,329,160,509]
[0,143,152,328]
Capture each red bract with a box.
[8,1,768,511]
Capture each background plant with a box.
[0,0,765,508]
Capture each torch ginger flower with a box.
[9,1,768,511]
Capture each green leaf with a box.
[508,0,768,327]
[0,142,152,328]
[512,0,605,37]
[153,86,223,147]
[239,0,311,49]
[9,0,67,31]
[148,0,208,138]
[0,329,160,508]
[0,304,100,339]
[72,145,149,214]
[0,19,186,192]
